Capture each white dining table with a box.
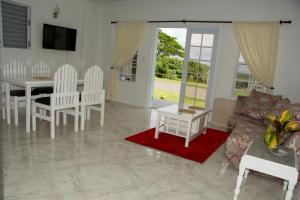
[0,77,83,133]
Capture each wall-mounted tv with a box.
[43,24,77,51]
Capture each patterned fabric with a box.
[287,103,300,120]
[234,96,249,114]
[226,99,300,179]
[227,113,264,133]
[249,89,282,105]
[234,90,282,120]
[263,98,291,126]
[225,121,265,168]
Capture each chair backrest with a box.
[2,60,26,81]
[84,65,103,92]
[82,65,104,104]
[52,64,78,107]
[32,60,51,78]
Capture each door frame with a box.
[148,24,188,107]
[179,28,219,109]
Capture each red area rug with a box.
[125,128,228,163]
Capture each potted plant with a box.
[264,110,300,156]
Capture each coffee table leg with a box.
[283,180,288,191]
[185,121,192,148]
[233,167,245,200]
[285,181,295,200]
[244,169,249,179]
[155,112,161,139]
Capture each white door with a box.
[179,28,219,109]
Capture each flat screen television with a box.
[43,24,77,51]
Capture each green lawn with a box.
[153,88,205,108]
[234,89,249,96]
[155,77,207,89]
[153,88,179,102]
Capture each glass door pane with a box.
[180,30,217,109]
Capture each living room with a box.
[1,0,300,199]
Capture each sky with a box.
[159,28,187,48]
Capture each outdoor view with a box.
[234,54,264,96]
[153,28,213,108]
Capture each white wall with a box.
[100,0,300,107]
[0,0,104,78]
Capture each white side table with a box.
[155,104,212,148]
[233,139,298,200]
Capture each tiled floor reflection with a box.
[0,101,296,200]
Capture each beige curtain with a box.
[232,21,279,90]
[109,21,148,100]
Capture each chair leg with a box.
[100,101,105,126]
[1,95,5,120]
[87,108,91,120]
[80,105,85,131]
[2,104,5,120]
[56,111,60,126]
[63,113,67,125]
[32,104,36,131]
[1,84,5,120]
[14,98,19,125]
[39,109,44,121]
[74,106,79,132]
[50,109,55,139]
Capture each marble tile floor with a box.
[0,101,299,200]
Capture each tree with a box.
[157,30,184,58]
[155,30,209,83]
[187,61,209,83]
[156,56,183,79]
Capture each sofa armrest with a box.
[209,98,236,129]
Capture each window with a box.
[1,0,31,48]
[119,52,138,81]
[233,53,265,96]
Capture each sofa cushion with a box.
[227,113,264,133]
[234,95,248,114]
[225,122,266,168]
[234,90,282,120]
[234,95,265,120]
[266,99,300,121]
[249,89,282,106]
[287,103,300,120]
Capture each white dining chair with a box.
[32,64,79,138]
[80,65,105,130]
[32,60,51,78]
[31,60,53,95]
[2,60,27,125]
[1,66,5,119]
[1,79,5,120]
[57,65,105,131]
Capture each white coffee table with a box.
[155,104,212,148]
[233,139,298,200]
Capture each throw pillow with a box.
[249,89,282,107]
[234,90,282,120]
[234,95,248,114]
[247,90,282,119]
[234,95,263,119]
[264,98,291,126]
[287,103,300,120]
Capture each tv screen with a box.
[43,24,77,51]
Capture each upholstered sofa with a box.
[224,90,300,170]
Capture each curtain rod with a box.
[111,20,292,24]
